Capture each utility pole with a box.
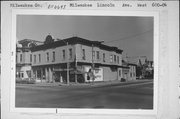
[91,44,94,84]
[75,54,77,83]
[66,42,69,84]
[73,36,77,83]
[61,40,70,85]
[92,44,94,70]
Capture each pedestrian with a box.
[87,68,93,83]
[87,71,90,83]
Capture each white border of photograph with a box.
[10,9,159,115]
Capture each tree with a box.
[136,66,142,78]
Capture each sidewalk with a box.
[80,79,153,88]
[16,79,153,88]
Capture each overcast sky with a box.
[17,15,153,61]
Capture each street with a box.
[15,81,153,109]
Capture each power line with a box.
[104,28,153,44]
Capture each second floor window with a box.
[103,53,105,62]
[46,52,49,62]
[134,72,136,77]
[119,70,121,77]
[96,51,100,60]
[34,55,36,63]
[82,49,85,60]
[114,55,116,63]
[110,55,113,63]
[39,54,41,62]
[20,54,22,62]
[130,72,132,77]
[92,51,95,59]
[69,48,72,60]
[62,50,65,60]
[30,54,32,62]
[117,56,119,64]
[52,51,55,62]
[16,55,17,63]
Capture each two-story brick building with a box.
[29,35,124,83]
[16,35,137,83]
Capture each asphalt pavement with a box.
[16,80,153,109]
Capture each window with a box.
[110,55,113,63]
[16,54,17,63]
[103,53,105,62]
[46,52,49,62]
[30,54,32,62]
[117,56,119,64]
[34,55,36,63]
[114,55,116,63]
[96,51,100,60]
[20,54,22,62]
[63,50,65,60]
[130,72,132,77]
[22,73,24,78]
[39,54,41,62]
[82,49,86,60]
[37,70,41,78]
[20,72,24,78]
[69,48,72,60]
[92,51,95,59]
[119,70,121,77]
[52,51,55,62]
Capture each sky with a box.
[17,15,153,61]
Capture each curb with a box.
[17,79,153,88]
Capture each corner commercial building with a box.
[16,35,136,83]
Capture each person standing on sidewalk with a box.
[87,69,90,83]
[87,68,94,83]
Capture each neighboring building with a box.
[16,39,43,80]
[142,60,154,79]
[125,56,147,66]
[122,60,137,81]
[125,56,154,79]
[16,35,137,83]
[128,64,136,81]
